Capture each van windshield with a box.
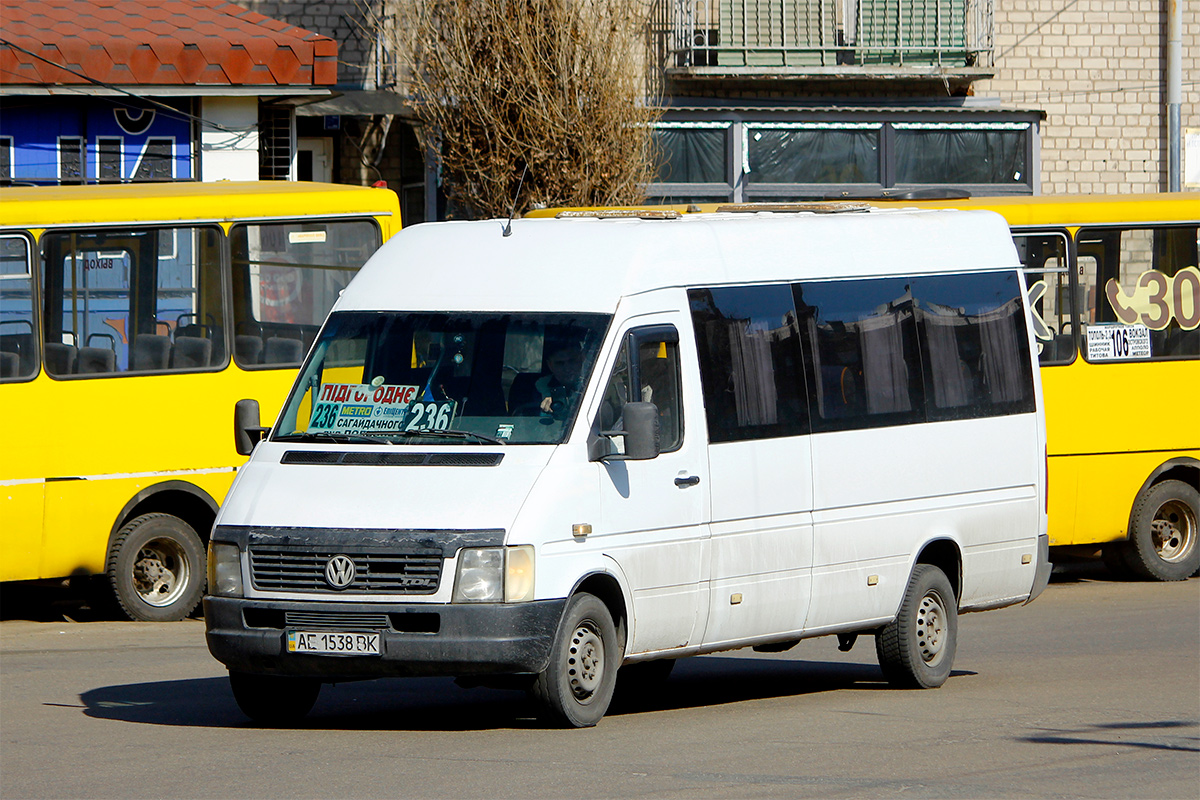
[274,311,610,445]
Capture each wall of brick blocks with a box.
[241,0,384,88]
[974,0,1197,193]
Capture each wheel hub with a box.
[916,593,947,666]
[567,622,604,701]
[1151,500,1197,563]
[131,540,186,606]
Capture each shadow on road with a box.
[1018,719,1200,753]
[76,655,965,731]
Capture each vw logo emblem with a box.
[324,555,357,589]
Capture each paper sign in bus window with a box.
[308,383,455,433]
[1086,323,1152,361]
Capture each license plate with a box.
[286,630,381,656]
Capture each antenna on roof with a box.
[502,164,530,238]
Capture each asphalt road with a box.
[1,566,1197,800]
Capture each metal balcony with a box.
[659,0,994,83]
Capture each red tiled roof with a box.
[0,0,338,87]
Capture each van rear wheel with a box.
[229,671,321,726]
[876,564,957,689]
[530,593,620,728]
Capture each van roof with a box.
[338,207,1020,314]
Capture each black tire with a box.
[530,593,620,728]
[229,671,321,726]
[1122,480,1199,582]
[106,513,206,622]
[875,564,958,689]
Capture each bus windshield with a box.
[275,311,610,445]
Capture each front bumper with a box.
[204,596,566,680]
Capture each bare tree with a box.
[386,0,661,218]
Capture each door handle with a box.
[674,474,701,488]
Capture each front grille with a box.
[250,546,442,594]
[284,610,391,631]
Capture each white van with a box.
[205,207,1051,727]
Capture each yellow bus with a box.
[534,194,1199,580]
[1,181,402,619]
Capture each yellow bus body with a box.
[531,195,1200,557]
[1,182,401,602]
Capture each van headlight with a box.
[208,542,243,598]
[453,546,535,603]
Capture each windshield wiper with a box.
[390,429,506,445]
[278,431,392,445]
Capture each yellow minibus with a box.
[533,194,1199,580]
[1,181,401,619]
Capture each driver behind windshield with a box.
[537,344,585,419]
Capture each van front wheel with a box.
[531,593,620,728]
[875,564,958,689]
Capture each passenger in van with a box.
[537,344,585,419]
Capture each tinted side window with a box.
[689,285,808,443]
[795,278,924,433]
[910,273,1036,421]
[598,328,684,454]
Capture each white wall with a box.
[200,97,260,182]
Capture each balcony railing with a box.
[659,0,993,78]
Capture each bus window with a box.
[40,226,225,376]
[230,219,381,368]
[1077,226,1200,362]
[0,235,36,381]
[1015,233,1076,364]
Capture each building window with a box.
[0,137,12,182]
[132,137,175,181]
[58,137,84,184]
[745,123,881,185]
[259,105,294,181]
[97,137,123,182]
[893,123,1029,185]
[645,112,1039,203]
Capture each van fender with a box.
[563,554,636,661]
[900,536,964,614]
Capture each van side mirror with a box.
[592,401,660,462]
[234,399,268,456]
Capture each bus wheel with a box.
[229,671,320,726]
[875,564,958,689]
[107,513,206,622]
[1124,480,1199,582]
[530,593,620,728]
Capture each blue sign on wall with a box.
[0,98,193,184]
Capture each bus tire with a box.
[1124,480,1199,582]
[530,593,620,728]
[229,671,321,726]
[875,564,957,689]
[107,513,206,622]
